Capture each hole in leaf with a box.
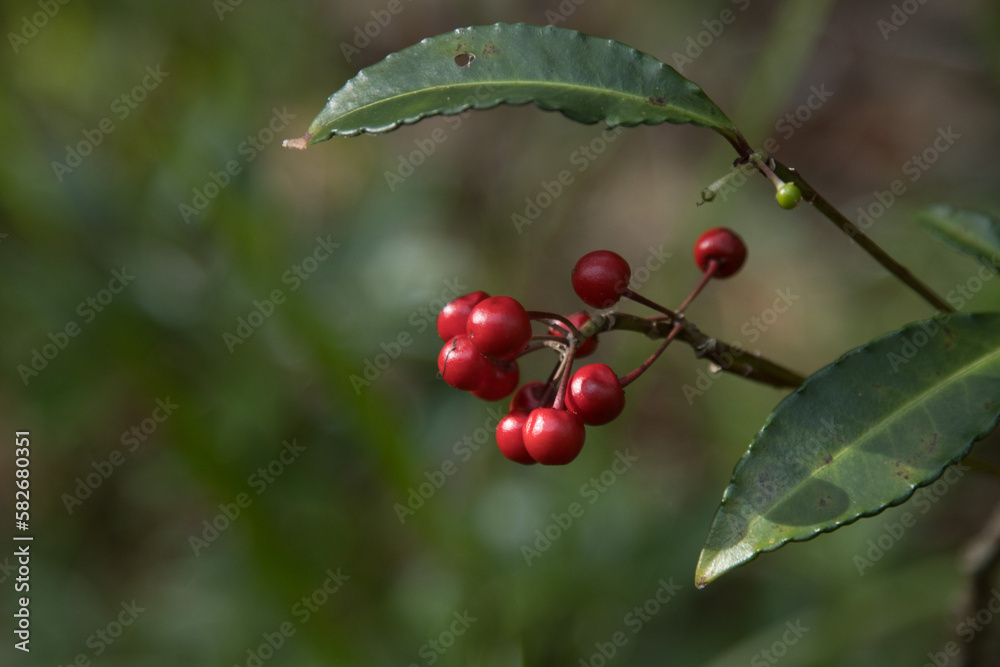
[455,53,475,68]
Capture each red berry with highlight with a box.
[566,363,625,426]
[572,250,632,308]
[693,227,747,278]
[548,311,599,358]
[437,291,489,342]
[473,361,520,401]
[467,296,532,361]
[510,381,549,414]
[523,408,586,465]
[437,335,493,391]
[496,412,536,465]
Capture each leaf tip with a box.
[694,554,717,589]
[282,132,312,151]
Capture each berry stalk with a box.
[618,322,684,388]
[752,155,954,314]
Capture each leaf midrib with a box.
[319,78,728,135]
[735,340,1000,542]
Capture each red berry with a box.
[566,363,625,426]
[523,408,586,465]
[473,361,520,401]
[572,250,631,308]
[693,227,747,278]
[437,335,493,391]
[496,412,536,465]
[437,291,490,342]
[467,296,532,361]
[548,311,599,358]
[510,381,549,413]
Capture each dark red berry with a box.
[496,412,536,465]
[566,363,625,426]
[510,381,549,414]
[437,291,490,342]
[467,296,532,361]
[548,311,599,358]
[473,361,520,401]
[437,335,493,391]
[693,227,747,278]
[523,408,586,465]
[572,250,631,308]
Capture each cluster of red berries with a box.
[436,227,748,466]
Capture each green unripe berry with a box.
[776,183,803,210]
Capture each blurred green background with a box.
[3,0,1000,665]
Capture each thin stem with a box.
[618,322,684,388]
[621,289,677,318]
[957,498,1000,667]
[701,161,759,204]
[518,339,568,357]
[765,157,954,313]
[549,346,576,411]
[676,260,719,315]
[526,311,583,339]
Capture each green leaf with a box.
[696,313,1000,588]
[916,204,1000,268]
[284,23,743,151]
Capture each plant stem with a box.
[585,312,805,389]
[764,157,955,314]
[618,322,684,388]
[622,289,677,318]
[958,498,1000,667]
[527,311,582,338]
[676,260,718,315]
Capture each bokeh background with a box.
[3,0,1000,665]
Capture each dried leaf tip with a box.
[282,133,312,150]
